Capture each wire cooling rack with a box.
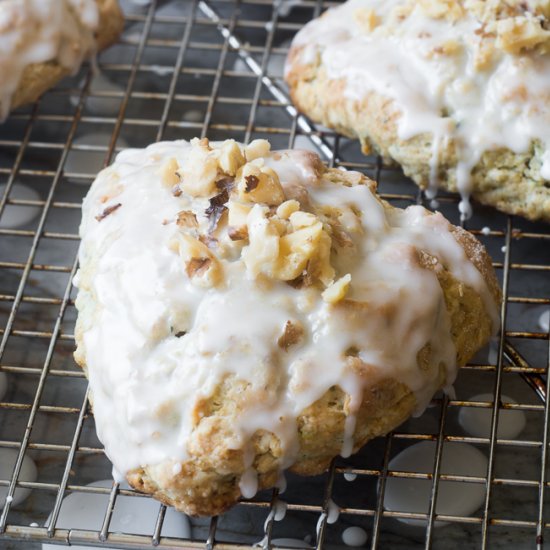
[0,1,549,548]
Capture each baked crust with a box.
[74,140,500,517]
[9,0,124,112]
[285,18,550,223]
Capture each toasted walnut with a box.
[241,205,281,277]
[218,140,246,176]
[277,320,305,351]
[494,15,550,53]
[245,139,271,161]
[322,274,352,304]
[353,8,379,31]
[176,210,199,228]
[306,229,335,286]
[236,163,285,206]
[289,210,318,230]
[175,233,222,288]
[242,203,335,284]
[227,200,253,240]
[276,199,300,219]
[180,138,218,198]
[160,157,180,187]
[418,0,464,21]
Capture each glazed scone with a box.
[0,0,123,120]
[285,0,550,222]
[74,137,500,516]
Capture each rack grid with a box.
[0,1,548,549]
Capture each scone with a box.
[73,137,500,516]
[0,0,123,120]
[285,0,550,222]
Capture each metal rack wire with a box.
[0,1,548,548]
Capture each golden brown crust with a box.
[285,45,550,222]
[9,0,124,112]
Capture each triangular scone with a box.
[285,0,550,222]
[74,137,500,516]
[0,0,123,120]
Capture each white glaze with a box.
[458,393,526,440]
[75,140,498,489]
[383,441,487,526]
[42,479,190,550]
[342,526,368,547]
[289,0,550,216]
[0,183,41,229]
[0,0,100,120]
[344,469,357,482]
[0,448,38,507]
[539,310,550,333]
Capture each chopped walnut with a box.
[219,140,246,176]
[276,199,300,219]
[241,204,331,283]
[322,274,352,304]
[277,320,305,351]
[494,15,550,53]
[177,210,199,228]
[175,233,222,288]
[418,0,464,21]
[180,138,218,198]
[227,200,253,236]
[205,188,230,232]
[236,163,285,206]
[245,139,271,161]
[160,157,180,187]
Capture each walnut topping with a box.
[418,0,464,21]
[177,210,198,228]
[245,139,271,161]
[277,320,305,351]
[276,200,300,219]
[160,157,180,187]
[322,274,352,304]
[242,204,335,285]
[95,203,121,221]
[180,138,218,198]
[205,188,230,232]
[186,257,212,278]
[494,14,550,53]
[236,164,285,206]
[244,174,260,192]
[218,140,246,176]
[174,233,222,288]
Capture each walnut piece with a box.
[322,274,352,304]
[175,233,222,288]
[245,139,271,161]
[180,138,218,198]
[218,140,246,176]
[160,157,180,187]
[277,320,305,351]
[236,163,285,206]
[177,210,199,228]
